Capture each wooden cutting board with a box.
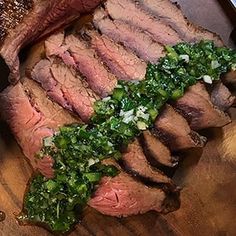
[0,0,236,235]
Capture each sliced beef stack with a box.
[0,0,101,82]
[0,78,80,178]
[1,0,235,218]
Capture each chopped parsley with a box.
[20,41,236,233]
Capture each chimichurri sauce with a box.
[19,41,236,233]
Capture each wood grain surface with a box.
[0,109,236,236]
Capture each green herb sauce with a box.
[20,41,236,232]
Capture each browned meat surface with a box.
[222,70,236,87]
[155,105,206,151]
[0,0,101,82]
[174,82,231,130]
[0,79,79,177]
[105,0,182,45]
[122,139,175,187]
[93,8,165,63]
[210,82,235,111]
[65,34,117,97]
[136,0,223,45]
[90,31,147,81]
[0,0,33,42]
[89,159,180,216]
[142,131,179,167]
[31,59,98,121]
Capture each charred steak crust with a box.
[0,0,33,43]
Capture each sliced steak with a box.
[141,131,179,168]
[174,82,231,130]
[136,0,223,45]
[105,0,181,45]
[0,0,33,42]
[44,31,77,67]
[31,59,98,121]
[90,31,147,81]
[222,70,236,87]
[1,0,101,82]
[0,79,79,177]
[89,159,180,216]
[93,8,165,63]
[210,82,235,111]
[155,105,206,151]
[122,139,175,188]
[65,34,117,97]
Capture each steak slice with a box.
[93,8,165,63]
[210,82,235,111]
[174,82,231,130]
[222,70,236,87]
[0,79,79,177]
[136,0,223,45]
[141,131,179,168]
[31,59,98,122]
[44,31,77,68]
[65,34,117,97]
[105,0,182,45]
[89,159,180,216]
[0,0,101,82]
[122,139,176,188]
[155,105,206,151]
[90,31,147,81]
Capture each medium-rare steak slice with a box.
[155,105,206,151]
[88,159,180,216]
[0,79,79,177]
[31,59,98,121]
[65,34,117,97]
[0,0,101,82]
[90,31,147,81]
[122,139,176,188]
[210,82,235,111]
[141,131,179,168]
[93,8,165,63]
[174,82,231,130]
[136,0,223,45]
[105,0,182,45]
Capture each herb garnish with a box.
[20,41,236,232]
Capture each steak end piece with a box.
[89,159,180,217]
